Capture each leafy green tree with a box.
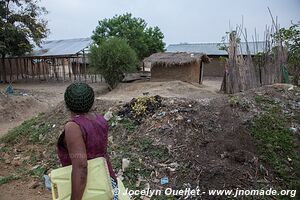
[0,0,48,82]
[273,23,300,84]
[92,13,165,61]
[89,37,138,89]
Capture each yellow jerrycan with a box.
[49,157,131,200]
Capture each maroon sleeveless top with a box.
[57,114,117,181]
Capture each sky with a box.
[40,0,300,46]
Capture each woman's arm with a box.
[65,122,87,200]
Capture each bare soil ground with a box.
[98,77,222,102]
[0,179,51,200]
[0,81,108,137]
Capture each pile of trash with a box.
[117,95,162,123]
[102,86,300,199]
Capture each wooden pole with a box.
[1,56,7,83]
[42,59,46,80]
[77,55,80,81]
[38,59,41,80]
[53,58,57,80]
[68,58,71,81]
[83,50,87,82]
[16,58,19,80]
[46,59,49,82]
[25,58,29,81]
[31,59,34,80]
[72,59,76,81]
[199,61,203,84]
[21,58,25,79]
[62,58,66,82]
[8,58,12,82]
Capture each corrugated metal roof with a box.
[167,42,265,55]
[29,38,92,57]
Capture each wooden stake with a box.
[68,58,71,81]
[8,58,12,82]
[42,59,46,80]
[83,50,87,82]
[16,58,19,80]
[26,58,29,81]
[62,58,66,82]
[38,59,41,80]
[77,55,80,81]
[21,58,24,79]
[31,59,34,79]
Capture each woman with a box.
[57,82,118,200]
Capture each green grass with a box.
[0,145,8,153]
[251,113,300,195]
[28,166,47,179]
[120,118,136,133]
[0,174,19,185]
[0,113,50,144]
[122,157,152,189]
[138,138,169,162]
[109,136,169,194]
[254,95,278,105]
[228,96,250,111]
[254,95,282,113]
[254,95,265,104]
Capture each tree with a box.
[0,0,48,82]
[89,37,138,89]
[273,23,300,84]
[92,13,165,61]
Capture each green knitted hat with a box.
[64,82,95,113]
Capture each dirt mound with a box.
[106,85,299,199]
[0,84,299,199]
[0,82,109,137]
[108,97,267,196]
[0,92,49,136]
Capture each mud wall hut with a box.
[144,52,210,83]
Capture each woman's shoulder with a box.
[65,121,80,129]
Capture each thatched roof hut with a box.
[144,52,210,67]
[143,52,211,83]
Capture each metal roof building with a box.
[0,38,96,83]
[167,42,265,56]
[29,38,92,57]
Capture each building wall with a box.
[151,62,200,83]
[203,57,224,77]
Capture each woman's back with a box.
[58,114,116,180]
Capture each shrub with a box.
[90,38,138,89]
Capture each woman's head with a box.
[64,82,95,114]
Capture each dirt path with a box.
[0,179,51,200]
